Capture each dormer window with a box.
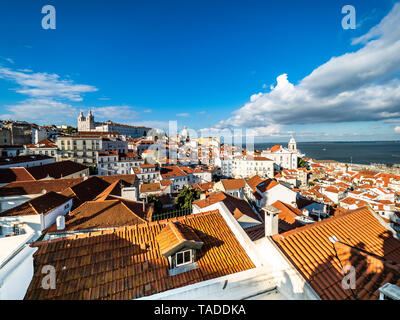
[156,221,203,276]
[175,249,193,267]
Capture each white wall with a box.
[40,199,72,230]
[0,195,38,213]
[0,245,37,300]
[261,184,297,207]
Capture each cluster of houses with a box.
[0,113,400,300]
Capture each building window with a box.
[13,224,24,236]
[176,250,192,266]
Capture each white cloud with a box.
[0,67,98,101]
[5,58,14,64]
[1,99,78,123]
[176,113,190,117]
[132,120,170,132]
[216,4,400,136]
[143,109,152,113]
[91,106,139,120]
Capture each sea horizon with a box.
[250,140,400,165]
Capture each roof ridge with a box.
[31,209,221,247]
[119,200,148,223]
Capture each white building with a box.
[0,192,72,299]
[233,157,274,179]
[78,110,151,138]
[261,137,303,170]
[97,151,143,176]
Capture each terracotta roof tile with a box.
[193,192,261,222]
[25,161,87,180]
[0,191,71,216]
[272,206,400,300]
[0,177,84,197]
[0,167,36,184]
[45,199,151,233]
[24,210,255,300]
[156,222,203,257]
[221,179,246,191]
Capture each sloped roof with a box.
[0,177,84,197]
[93,180,122,201]
[160,166,186,178]
[45,199,151,233]
[26,160,88,180]
[0,191,71,217]
[24,210,255,300]
[246,175,265,191]
[61,176,111,205]
[140,183,161,193]
[256,179,279,193]
[0,167,36,184]
[272,206,400,300]
[156,221,204,257]
[271,200,304,232]
[98,174,136,186]
[221,178,246,191]
[193,192,261,222]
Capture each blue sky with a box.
[0,0,399,142]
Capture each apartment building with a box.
[97,151,143,175]
[57,135,102,165]
[233,156,274,179]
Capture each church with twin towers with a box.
[77,110,151,138]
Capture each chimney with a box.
[56,215,65,230]
[263,205,279,236]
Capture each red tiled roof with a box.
[272,206,400,300]
[24,210,255,300]
[246,175,265,191]
[25,160,88,180]
[160,166,186,178]
[270,145,281,152]
[0,191,71,217]
[256,179,279,193]
[140,183,161,193]
[60,176,111,207]
[156,221,204,257]
[46,199,151,233]
[221,178,246,191]
[193,192,261,222]
[0,177,85,197]
[0,167,36,184]
[271,200,304,232]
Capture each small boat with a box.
[322,148,326,151]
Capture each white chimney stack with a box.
[56,215,65,230]
[263,205,279,236]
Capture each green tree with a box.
[298,158,307,168]
[174,187,200,209]
[147,195,163,213]
[65,126,76,135]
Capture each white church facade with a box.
[78,110,151,139]
[261,137,304,170]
